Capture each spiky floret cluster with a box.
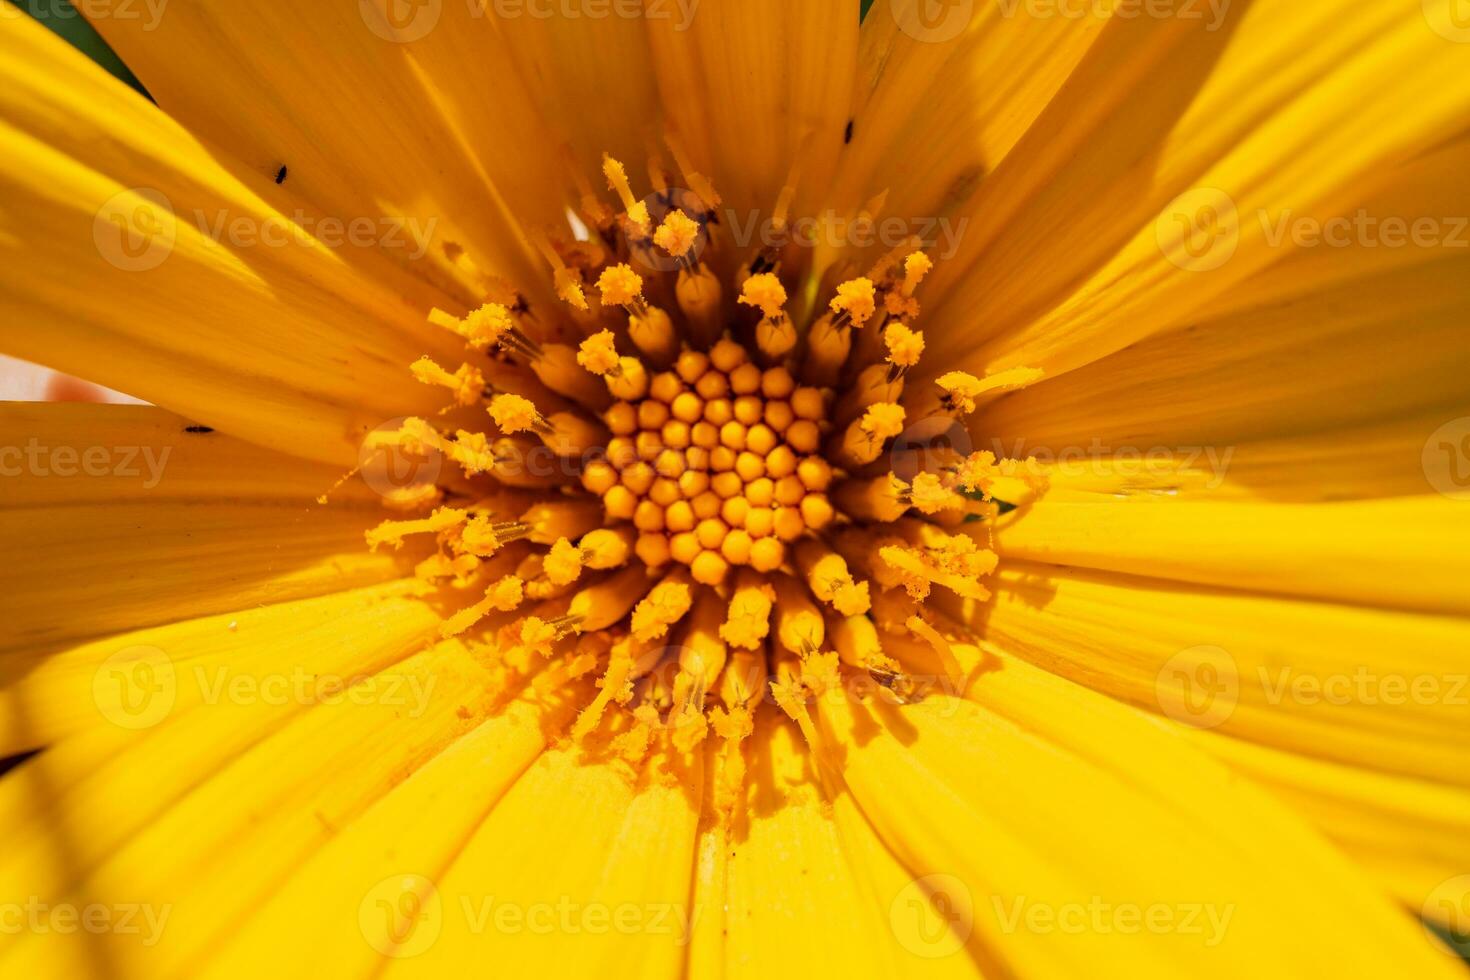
[358,153,1046,772]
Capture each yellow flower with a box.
[0,4,1468,979]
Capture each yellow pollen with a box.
[577,330,621,376]
[544,537,585,586]
[488,393,542,434]
[410,356,485,407]
[860,402,906,440]
[602,154,651,235]
[631,575,693,640]
[830,277,877,328]
[902,251,933,294]
[883,323,925,368]
[654,210,700,258]
[597,263,645,307]
[909,472,961,514]
[443,302,513,350]
[738,273,788,320]
[520,616,560,649]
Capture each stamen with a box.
[769,572,826,656]
[370,146,1045,745]
[366,506,468,551]
[439,575,526,638]
[410,356,486,407]
[602,154,651,236]
[630,568,694,640]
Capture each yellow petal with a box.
[974,560,1470,784]
[0,579,437,755]
[82,0,571,300]
[0,500,408,655]
[1188,729,1470,920]
[832,2,1109,221]
[996,495,1470,615]
[724,706,986,979]
[0,402,380,506]
[194,673,588,979]
[979,247,1470,457]
[0,18,461,463]
[923,1,1470,378]
[809,651,1465,977]
[647,0,857,216]
[0,584,443,911]
[0,639,501,977]
[377,743,701,978]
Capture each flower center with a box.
[352,153,1046,769]
[586,336,836,586]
